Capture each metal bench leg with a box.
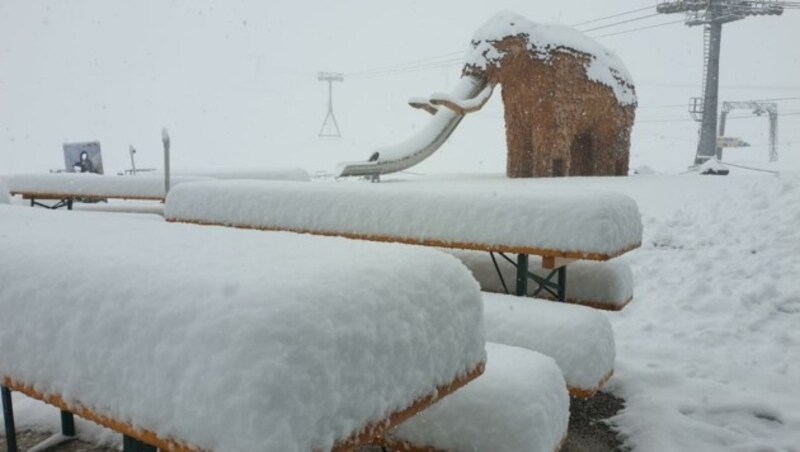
[2,386,18,452]
[61,410,75,436]
[123,435,157,452]
[515,254,529,296]
[557,265,567,302]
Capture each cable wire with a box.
[578,13,662,33]
[591,19,687,38]
[570,5,655,26]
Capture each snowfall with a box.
[1,3,800,450]
[1,166,799,451]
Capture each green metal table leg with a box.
[515,254,529,296]
[2,386,18,452]
[61,410,76,436]
[123,435,157,452]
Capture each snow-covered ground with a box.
[2,169,799,451]
[605,172,800,451]
[494,170,799,451]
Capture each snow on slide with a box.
[0,205,485,451]
[165,179,642,258]
[483,293,615,396]
[336,74,488,177]
[384,342,569,452]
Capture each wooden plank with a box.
[168,218,641,262]
[541,256,578,270]
[2,362,484,452]
[2,377,195,452]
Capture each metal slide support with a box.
[515,254,529,296]
[2,386,18,452]
[123,435,158,452]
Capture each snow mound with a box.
[698,158,730,175]
[483,293,615,393]
[387,342,569,452]
[448,249,633,309]
[466,10,636,106]
[164,179,643,257]
[0,205,485,452]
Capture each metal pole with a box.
[717,108,729,160]
[695,21,723,164]
[328,79,333,113]
[129,145,137,175]
[769,111,778,162]
[162,129,171,196]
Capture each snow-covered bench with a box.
[483,293,615,398]
[164,179,643,301]
[451,249,634,310]
[377,343,569,452]
[1,170,310,210]
[0,205,486,452]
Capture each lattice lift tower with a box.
[656,0,784,166]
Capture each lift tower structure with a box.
[318,72,344,138]
[656,0,784,166]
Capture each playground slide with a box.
[336,74,489,178]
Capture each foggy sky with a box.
[1,0,798,175]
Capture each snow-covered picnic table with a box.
[165,178,643,300]
[1,170,310,209]
[0,205,486,452]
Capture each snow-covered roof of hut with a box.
[466,10,637,106]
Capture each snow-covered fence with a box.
[0,205,486,451]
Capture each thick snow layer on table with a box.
[164,179,642,257]
[1,173,209,199]
[388,342,568,452]
[0,206,485,452]
[448,249,634,307]
[482,293,615,391]
[466,11,636,106]
[0,179,9,204]
[159,167,311,182]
